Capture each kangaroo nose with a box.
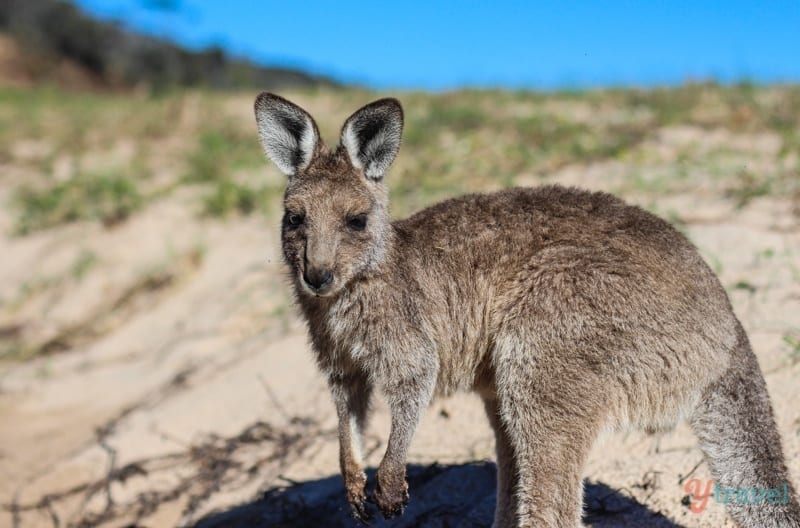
[303,268,333,291]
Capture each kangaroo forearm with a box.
[330,373,372,468]
[328,372,373,520]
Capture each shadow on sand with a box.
[193,462,684,527]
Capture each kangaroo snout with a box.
[303,267,334,293]
[302,237,337,295]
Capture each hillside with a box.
[0,83,799,527]
[0,0,336,91]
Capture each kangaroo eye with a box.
[346,213,368,231]
[286,212,304,227]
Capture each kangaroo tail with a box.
[690,325,800,527]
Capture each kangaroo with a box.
[253,92,800,528]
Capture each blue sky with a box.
[73,0,800,90]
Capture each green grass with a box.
[184,124,265,183]
[732,280,757,294]
[71,249,99,280]
[403,102,486,147]
[15,169,143,234]
[0,87,181,164]
[202,179,278,217]
[784,333,800,365]
[184,120,279,217]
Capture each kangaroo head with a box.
[254,93,403,298]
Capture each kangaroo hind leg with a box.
[494,338,605,528]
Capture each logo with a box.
[683,479,792,513]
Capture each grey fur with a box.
[253,93,800,528]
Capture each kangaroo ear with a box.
[340,98,404,181]
[254,92,320,176]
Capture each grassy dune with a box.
[2,83,800,359]
[3,83,799,229]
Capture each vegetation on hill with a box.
[2,83,799,234]
[0,0,336,90]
